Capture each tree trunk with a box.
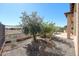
[33,33,37,42]
[43,33,46,38]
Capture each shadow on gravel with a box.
[24,39,65,56]
[51,36,74,48]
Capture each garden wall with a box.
[0,23,5,49]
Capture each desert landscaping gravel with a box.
[2,35,75,56]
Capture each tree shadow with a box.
[51,36,74,48]
[24,39,64,56]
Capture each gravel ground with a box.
[52,36,75,56]
[2,38,33,56]
[2,36,75,56]
[53,40,75,56]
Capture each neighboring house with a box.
[64,3,76,39]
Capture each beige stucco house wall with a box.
[64,3,76,39]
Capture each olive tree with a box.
[20,11,42,42]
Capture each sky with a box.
[0,3,70,27]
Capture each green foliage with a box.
[20,11,42,41]
[54,25,67,32]
[20,11,64,40]
[40,22,55,38]
[63,25,67,30]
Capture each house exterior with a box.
[64,3,76,39]
[65,3,79,56]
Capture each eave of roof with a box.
[64,12,73,17]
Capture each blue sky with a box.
[0,3,70,27]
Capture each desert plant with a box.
[40,22,55,38]
[54,26,65,33]
[20,11,42,42]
